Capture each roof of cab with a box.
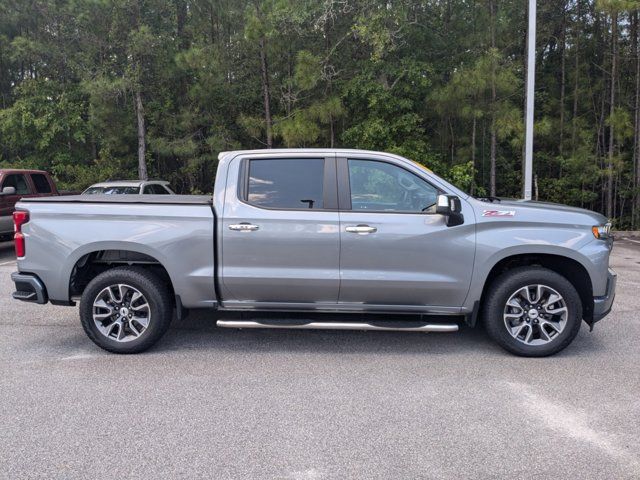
[217,148,433,173]
[218,148,397,160]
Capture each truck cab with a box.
[0,169,58,238]
[215,150,474,314]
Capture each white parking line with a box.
[623,238,640,245]
[60,352,100,361]
[505,381,640,471]
[0,260,16,266]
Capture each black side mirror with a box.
[436,194,464,227]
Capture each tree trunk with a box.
[209,3,216,44]
[175,0,188,48]
[633,11,640,229]
[597,88,606,209]
[559,3,566,158]
[489,0,497,197]
[135,89,148,181]
[606,11,617,219]
[482,120,486,187]
[286,49,292,116]
[325,21,335,148]
[449,117,455,164]
[330,115,335,148]
[613,172,618,219]
[471,115,477,195]
[259,36,273,148]
[571,0,580,155]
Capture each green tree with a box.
[2,0,640,226]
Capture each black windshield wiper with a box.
[475,196,501,203]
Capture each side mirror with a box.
[436,194,464,227]
[0,186,16,196]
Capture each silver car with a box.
[82,180,175,195]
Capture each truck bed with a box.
[15,194,217,309]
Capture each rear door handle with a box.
[345,225,377,235]
[229,223,259,232]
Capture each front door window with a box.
[348,159,438,213]
[2,174,30,195]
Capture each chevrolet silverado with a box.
[10,149,616,356]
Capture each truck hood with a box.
[473,198,608,225]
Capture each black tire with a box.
[482,266,583,357]
[80,266,173,354]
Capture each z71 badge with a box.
[482,209,516,217]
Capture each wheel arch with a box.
[66,242,176,302]
[477,252,594,325]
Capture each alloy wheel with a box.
[92,284,151,342]
[503,284,568,346]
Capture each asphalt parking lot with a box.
[0,238,639,479]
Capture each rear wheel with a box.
[80,266,172,353]
[483,267,583,357]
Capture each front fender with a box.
[463,222,598,311]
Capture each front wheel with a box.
[80,266,173,353]
[482,267,583,357]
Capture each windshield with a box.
[406,158,471,197]
[83,186,140,195]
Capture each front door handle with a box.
[345,225,377,235]
[229,223,259,232]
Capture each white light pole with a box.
[523,0,536,200]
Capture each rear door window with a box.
[2,174,31,195]
[31,173,52,193]
[103,186,140,194]
[246,158,325,209]
[149,184,170,194]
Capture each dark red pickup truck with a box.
[0,169,59,238]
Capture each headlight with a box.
[592,223,612,239]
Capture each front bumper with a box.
[592,268,617,323]
[11,272,48,304]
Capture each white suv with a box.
[82,180,175,195]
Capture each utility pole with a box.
[523,0,536,200]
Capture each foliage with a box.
[1,0,640,225]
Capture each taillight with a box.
[13,211,29,258]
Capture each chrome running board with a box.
[216,320,458,333]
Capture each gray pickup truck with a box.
[10,149,616,356]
